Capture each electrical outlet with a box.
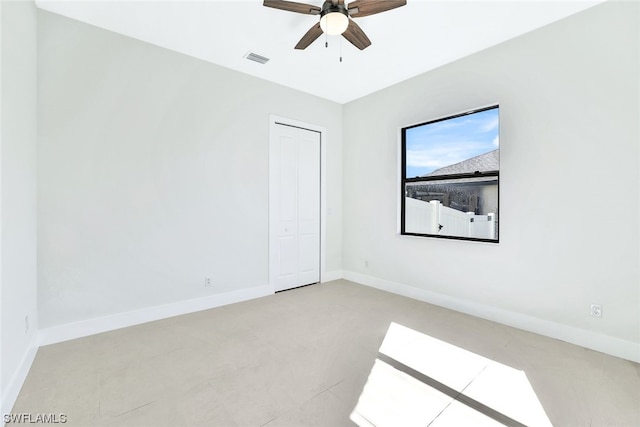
[590,304,602,318]
[204,277,212,288]
[25,315,29,334]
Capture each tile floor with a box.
[11,280,640,426]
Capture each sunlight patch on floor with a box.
[349,359,454,427]
[351,322,552,427]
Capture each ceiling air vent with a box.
[244,52,270,65]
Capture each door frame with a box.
[269,115,326,293]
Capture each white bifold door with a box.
[270,123,321,292]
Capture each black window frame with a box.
[400,105,500,243]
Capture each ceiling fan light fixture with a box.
[264,0,406,50]
[320,11,348,35]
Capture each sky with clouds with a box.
[405,107,499,178]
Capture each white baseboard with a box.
[38,285,273,346]
[1,343,38,416]
[322,270,343,283]
[343,270,640,364]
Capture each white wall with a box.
[0,0,39,413]
[343,1,639,360]
[37,10,342,329]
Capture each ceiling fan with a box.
[263,0,406,50]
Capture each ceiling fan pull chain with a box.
[325,30,328,48]
[339,36,343,62]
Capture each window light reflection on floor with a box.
[350,322,552,427]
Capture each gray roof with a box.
[423,149,499,177]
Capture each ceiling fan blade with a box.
[342,19,371,50]
[348,0,406,18]
[263,0,321,15]
[295,23,324,50]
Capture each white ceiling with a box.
[35,0,604,104]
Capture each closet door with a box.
[270,123,320,292]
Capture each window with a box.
[401,105,499,242]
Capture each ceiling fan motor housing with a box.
[321,1,348,15]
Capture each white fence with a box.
[405,198,496,239]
